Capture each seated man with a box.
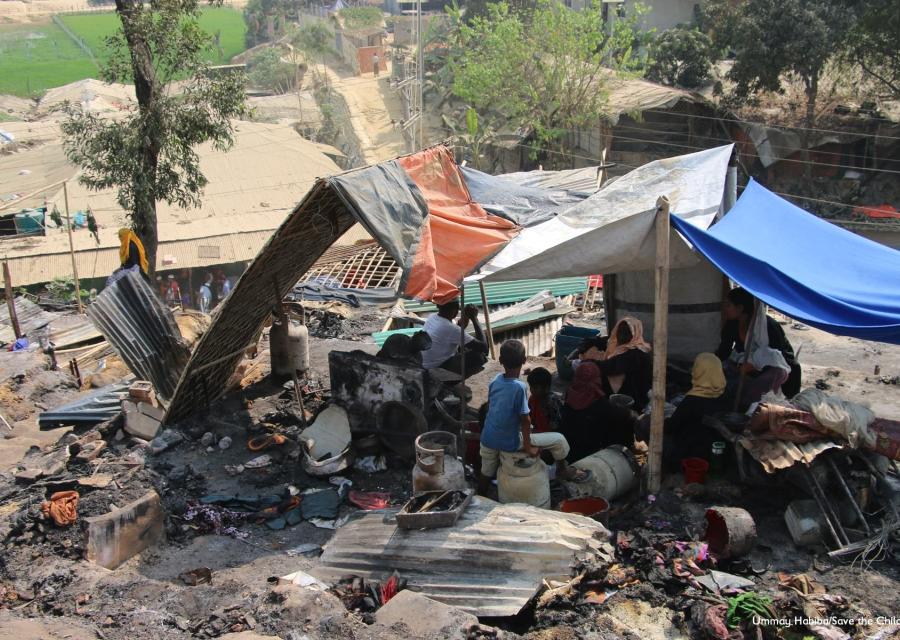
[421,298,488,379]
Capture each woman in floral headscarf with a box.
[595,317,653,411]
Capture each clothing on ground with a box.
[481,373,529,452]
[422,313,475,369]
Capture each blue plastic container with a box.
[555,325,601,380]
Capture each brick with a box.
[84,490,164,569]
[75,440,106,462]
[122,400,164,441]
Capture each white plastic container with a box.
[270,318,309,377]
[785,499,824,546]
[497,451,550,509]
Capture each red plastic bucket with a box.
[560,497,610,525]
[681,457,710,484]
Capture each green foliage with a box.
[647,27,712,88]
[448,0,650,166]
[702,0,847,101]
[242,0,306,47]
[291,22,334,85]
[840,0,899,98]
[45,277,89,303]
[61,0,248,269]
[248,47,296,93]
[444,106,498,171]
[340,7,384,30]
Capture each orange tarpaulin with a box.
[398,147,519,304]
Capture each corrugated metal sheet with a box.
[311,498,613,617]
[87,270,191,400]
[49,315,103,350]
[494,315,566,357]
[0,297,56,344]
[372,306,572,348]
[403,277,588,312]
[38,381,131,429]
[738,437,843,473]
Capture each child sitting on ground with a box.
[477,340,590,496]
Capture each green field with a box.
[0,22,97,97]
[0,8,247,97]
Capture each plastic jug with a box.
[497,451,550,509]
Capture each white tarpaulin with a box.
[475,145,733,282]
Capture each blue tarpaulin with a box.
[671,180,900,344]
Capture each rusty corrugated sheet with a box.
[310,498,613,617]
[738,436,843,473]
[87,270,191,400]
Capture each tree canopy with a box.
[61,0,247,271]
[647,27,712,89]
[448,0,650,166]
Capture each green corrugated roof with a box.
[402,277,588,313]
[371,306,573,347]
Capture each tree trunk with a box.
[801,74,819,180]
[115,0,161,274]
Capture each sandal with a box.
[248,433,287,451]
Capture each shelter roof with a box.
[0,120,342,285]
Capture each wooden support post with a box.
[62,182,84,314]
[458,288,467,425]
[478,280,496,360]
[647,196,670,495]
[3,261,21,339]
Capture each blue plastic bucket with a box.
[555,325,600,380]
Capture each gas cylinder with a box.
[497,451,550,509]
[567,445,638,501]
[412,431,467,494]
[270,315,309,378]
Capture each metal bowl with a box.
[609,394,635,409]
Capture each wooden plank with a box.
[479,280,496,360]
[648,196,670,495]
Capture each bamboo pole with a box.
[478,280,496,360]
[647,196,670,495]
[3,261,22,339]
[458,288,467,425]
[62,182,84,314]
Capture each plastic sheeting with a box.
[330,146,518,304]
[476,145,733,282]
[461,166,593,225]
[672,180,900,344]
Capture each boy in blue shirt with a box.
[478,339,590,496]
